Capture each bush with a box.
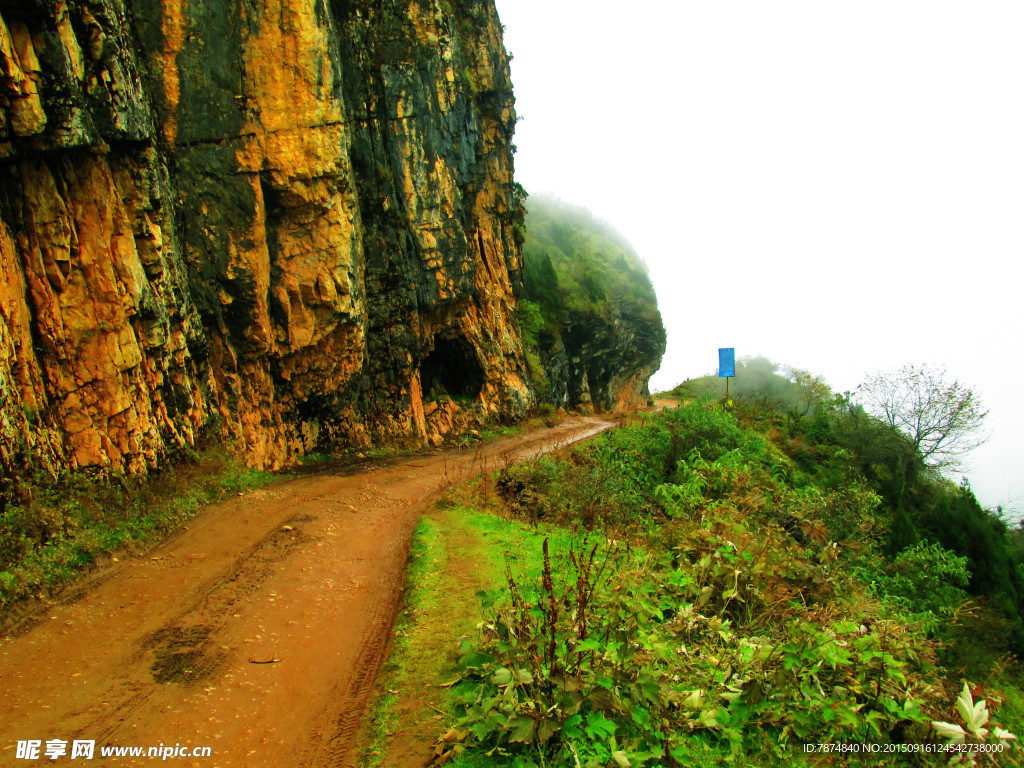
[440,394,1024,766]
[451,521,939,767]
[662,403,764,465]
[496,457,565,524]
[498,417,674,529]
[920,485,1024,619]
[782,483,883,545]
[857,541,971,635]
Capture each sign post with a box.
[718,348,735,400]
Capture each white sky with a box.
[494,0,1024,516]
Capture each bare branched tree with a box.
[856,364,988,471]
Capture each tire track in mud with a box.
[139,516,314,686]
[9,513,322,751]
[305,564,404,767]
[0,417,614,766]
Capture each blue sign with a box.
[718,348,735,378]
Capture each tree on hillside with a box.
[856,364,988,472]
[784,366,832,417]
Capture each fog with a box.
[495,0,1024,516]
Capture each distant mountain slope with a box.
[520,196,666,410]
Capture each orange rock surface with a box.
[0,0,532,473]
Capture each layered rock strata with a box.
[0,0,530,473]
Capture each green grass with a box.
[360,509,481,767]
[360,516,443,767]
[458,506,582,587]
[479,425,524,441]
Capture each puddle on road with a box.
[144,624,222,684]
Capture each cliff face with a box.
[0,0,530,474]
[556,302,665,412]
[521,197,666,413]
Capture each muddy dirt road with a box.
[0,417,613,766]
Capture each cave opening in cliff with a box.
[421,335,484,402]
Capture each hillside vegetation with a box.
[670,357,1024,640]
[374,361,1023,768]
[519,196,666,410]
[522,197,659,324]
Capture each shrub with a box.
[498,418,673,529]
[857,541,971,635]
[920,485,1024,624]
[451,522,939,767]
[662,403,754,464]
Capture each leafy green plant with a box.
[397,382,1024,766]
[932,682,1017,765]
[449,538,683,766]
[783,483,883,544]
[661,402,761,464]
[858,541,971,635]
[448,511,939,766]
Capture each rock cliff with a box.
[0,0,531,474]
[521,196,666,412]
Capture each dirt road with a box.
[0,417,613,767]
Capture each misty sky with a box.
[493,0,1023,516]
